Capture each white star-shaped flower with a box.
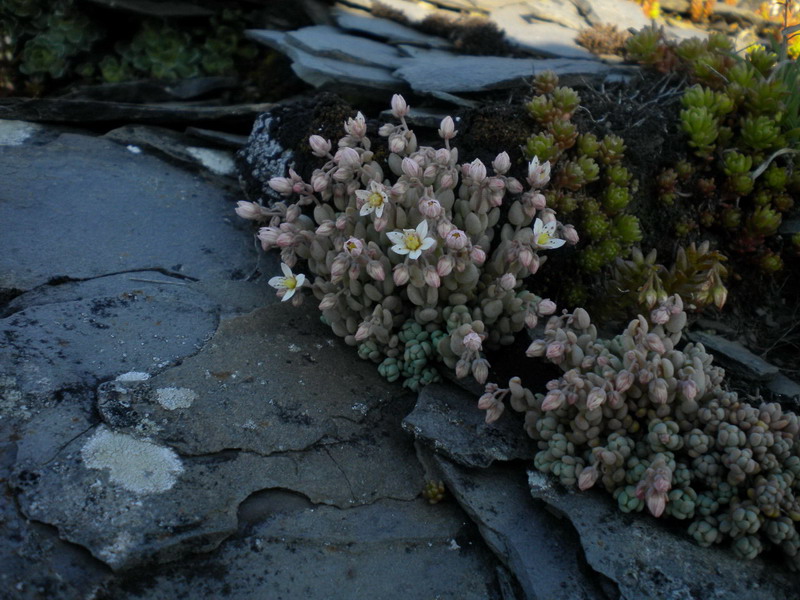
[386,220,436,260]
[268,263,305,302]
[355,181,389,218]
[532,218,565,250]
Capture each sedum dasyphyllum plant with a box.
[236,95,577,390]
[483,295,800,567]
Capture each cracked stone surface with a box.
[416,448,613,600]
[0,273,219,417]
[98,493,507,600]
[403,383,535,467]
[528,470,798,599]
[0,132,254,292]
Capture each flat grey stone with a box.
[0,273,218,417]
[687,330,780,381]
[247,29,404,92]
[491,5,596,59]
[780,218,800,236]
[100,495,504,599]
[583,0,651,28]
[0,132,256,293]
[528,470,798,599]
[95,303,399,455]
[419,449,611,600]
[493,0,588,30]
[287,25,410,69]
[402,383,535,468]
[104,125,237,177]
[768,373,800,408]
[394,55,610,93]
[333,8,452,48]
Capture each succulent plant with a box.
[237,96,575,390]
[523,71,642,306]
[485,295,800,568]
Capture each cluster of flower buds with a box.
[237,94,576,390]
[485,294,800,567]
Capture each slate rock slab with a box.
[100,495,504,599]
[687,330,780,381]
[0,132,255,293]
[0,273,218,417]
[95,302,397,455]
[333,8,452,48]
[417,449,613,600]
[528,470,798,600]
[394,55,613,93]
[403,383,535,467]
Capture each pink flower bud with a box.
[463,332,483,352]
[537,299,557,315]
[344,112,367,138]
[437,255,455,277]
[391,94,409,118]
[647,492,667,517]
[403,157,422,178]
[527,156,551,188]
[269,177,293,194]
[276,232,294,247]
[308,135,331,157]
[438,116,456,140]
[332,166,352,182]
[531,192,547,210]
[343,237,364,256]
[393,264,410,286]
[615,370,634,393]
[518,247,534,268]
[586,387,606,410]
[319,294,337,310]
[477,392,495,411]
[562,224,579,245]
[525,313,538,328]
[649,378,669,404]
[367,260,385,281]
[423,165,438,182]
[285,204,301,222]
[541,390,565,411]
[335,147,361,168]
[484,401,504,424]
[546,341,566,363]
[423,266,441,288]
[389,135,406,154]
[578,465,598,490]
[316,221,336,236]
[331,256,348,280]
[455,358,470,379]
[419,196,443,218]
[506,178,523,195]
[439,172,455,189]
[257,226,280,249]
[378,123,395,136]
[335,215,348,230]
[311,171,329,193]
[235,201,264,220]
[355,322,371,341]
[435,148,451,164]
[679,379,697,401]
[472,358,489,384]
[650,306,670,325]
[468,158,486,182]
[445,228,469,250]
[526,340,546,357]
[488,178,505,193]
[499,273,516,291]
[645,333,666,355]
[493,151,511,174]
[470,246,486,265]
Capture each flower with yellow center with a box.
[355,181,389,218]
[268,263,305,302]
[532,218,565,250]
[387,220,436,260]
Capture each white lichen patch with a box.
[0,120,39,146]
[116,371,151,382]
[154,387,197,410]
[126,144,142,154]
[288,343,301,353]
[81,426,183,494]
[185,146,235,175]
[97,531,135,565]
